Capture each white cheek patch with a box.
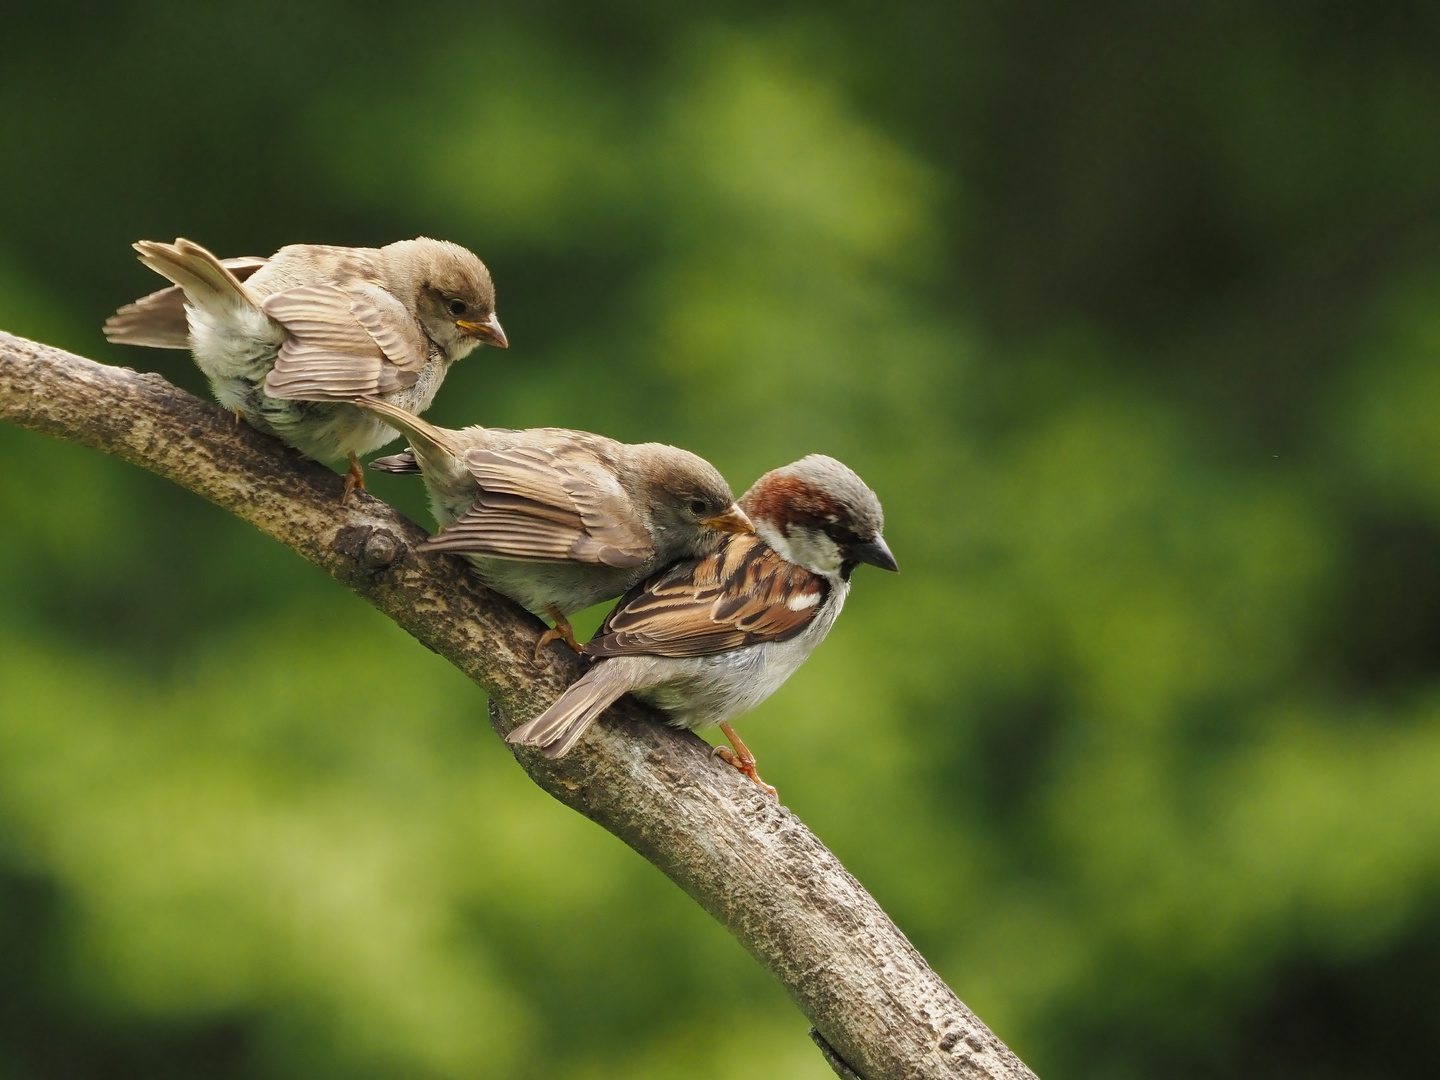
[786,591,821,612]
[798,528,843,569]
[755,520,793,560]
[757,521,843,575]
[756,518,846,574]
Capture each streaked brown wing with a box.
[584,534,829,658]
[262,283,428,400]
[420,444,652,568]
[104,256,268,349]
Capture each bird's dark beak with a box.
[702,503,755,534]
[457,313,508,348]
[850,534,899,572]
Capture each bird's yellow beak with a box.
[456,313,508,348]
[702,504,755,534]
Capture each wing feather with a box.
[261,283,428,400]
[584,534,828,658]
[419,444,652,568]
[348,284,430,372]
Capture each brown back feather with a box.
[584,534,829,659]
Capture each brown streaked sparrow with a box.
[357,396,755,656]
[505,454,897,795]
[104,237,507,498]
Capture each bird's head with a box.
[393,238,507,360]
[624,445,752,557]
[740,455,896,579]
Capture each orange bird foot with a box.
[715,722,778,799]
[342,451,366,505]
[534,606,583,662]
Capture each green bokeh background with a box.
[3,3,1440,1077]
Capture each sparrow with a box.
[104,237,507,498]
[505,454,897,794]
[356,396,755,656]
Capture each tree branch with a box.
[0,331,1037,1080]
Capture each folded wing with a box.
[262,282,429,400]
[420,444,653,568]
[584,534,828,658]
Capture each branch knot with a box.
[332,523,405,571]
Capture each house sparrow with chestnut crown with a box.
[104,237,507,498]
[505,454,897,795]
[357,396,755,656]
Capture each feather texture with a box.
[585,533,829,659]
[103,256,268,349]
[505,661,638,758]
[130,239,257,312]
[419,444,654,568]
[368,451,422,474]
[262,284,428,400]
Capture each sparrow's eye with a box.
[446,298,468,317]
[688,499,708,516]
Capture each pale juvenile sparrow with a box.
[357,397,755,655]
[104,237,507,497]
[505,455,897,794]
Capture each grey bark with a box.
[0,330,1039,1080]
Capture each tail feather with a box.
[105,254,267,349]
[104,286,192,349]
[352,396,459,460]
[132,239,257,314]
[507,662,635,759]
[368,451,421,474]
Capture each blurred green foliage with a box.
[3,2,1440,1077]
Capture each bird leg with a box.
[233,407,244,426]
[342,451,366,504]
[534,604,583,662]
[714,721,777,799]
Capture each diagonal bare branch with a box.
[0,330,1037,1080]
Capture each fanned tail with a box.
[507,662,635,759]
[105,253,267,348]
[131,239,257,313]
[104,286,193,349]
